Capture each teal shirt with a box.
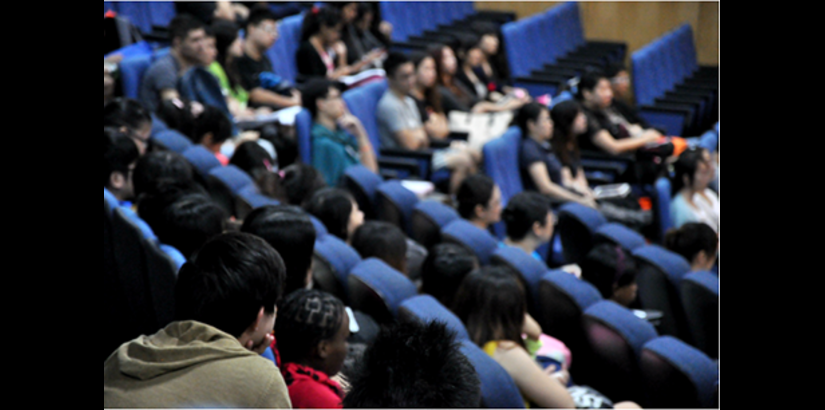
[312,123,361,186]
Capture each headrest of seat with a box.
[584,301,658,358]
[399,295,470,342]
[542,270,604,311]
[441,220,499,265]
[349,258,417,317]
[642,336,718,408]
[633,245,691,287]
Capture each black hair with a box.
[210,20,242,89]
[302,79,345,119]
[384,52,412,79]
[241,206,317,296]
[421,244,479,308]
[343,321,482,408]
[142,192,226,260]
[175,232,287,337]
[230,141,274,181]
[452,267,527,350]
[576,70,608,100]
[410,51,445,114]
[132,151,195,200]
[301,6,342,42]
[355,2,374,22]
[305,188,356,242]
[502,192,552,242]
[671,147,709,197]
[169,14,207,44]
[276,289,346,365]
[581,244,639,300]
[104,98,152,132]
[605,62,628,80]
[281,163,328,207]
[351,222,408,274]
[457,174,496,221]
[665,223,719,265]
[514,102,548,139]
[550,99,583,168]
[157,99,197,140]
[193,105,233,146]
[245,5,278,32]
[103,127,139,188]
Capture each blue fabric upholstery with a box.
[584,301,658,358]
[560,203,608,234]
[459,340,526,409]
[314,234,362,294]
[654,177,673,241]
[310,216,329,237]
[595,223,647,252]
[104,40,154,61]
[541,270,603,312]
[442,220,500,266]
[119,207,158,242]
[104,188,119,216]
[491,247,548,308]
[237,186,280,209]
[410,201,460,250]
[151,113,169,135]
[633,245,691,287]
[342,80,388,155]
[683,271,718,296]
[483,127,524,207]
[349,258,418,317]
[343,165,383,219]
[414,201,460,229]
[209,165,256,194]
[558,203,608,264]
[151,129,193,154]
[399,295,470,342]
[267,13,304,84]
[108,1,176,34]
[376,181,419,231]
[295,108,313,164]
[699,130,718,153]
[119,55,153,99]
[182,146,222,176]
[642,337,718,408]
[159,244,187,270]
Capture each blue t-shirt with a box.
[521,138,564,191]
[311,123,361,186]
[139,54,181,114]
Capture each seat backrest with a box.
[458,340,527,409]
[111,208,156,338]
[410,201,461,250]
[104,188,119,217]
[594,223,647,253]
[537,270,603,351]
[119,54,153,99]
[268,13,305,84]
[209,165,256,195]
[483,127,524,207]
[237,185,280,209]
[490,247,548,314]
[348,258,417,324]
[309,215,329,237]
[313,234,362,303]
[558,203,608,265]
[143,238,179,330]
[376,181,419,233]
[295,108,313,164]
[342,165,383,219]
[398,295,471,342]
[183,146,222,176]
[640,336,718,409]
[653,177,673,242]
[151,129,193,155]
[633,245,692,341]
[681,271,719,359]
[441,220,500,266]
[343,80,389,154]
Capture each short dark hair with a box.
[302,79,345,118]
[103,128,139,188]
[282,163,328,207]
[276,289,346,365]
[305,188,356,242]
[343,321,482,408]
[671,147,709,196]
[577,70,609,100]
[175,232,287,337]
[230,141,275,180]
[665,223,719,265]
[581,244,639,300]
[104,98,152,132]
[351,222,408,273]
[157,99,197,140]
[384,52,412,79]
[453,267,527,350]
[551,100,583,168]
[421,243,479,308]
[514,102,548,138]
[502,192,552,241]
[141,192,227,259]
[245,5,278,32]
[132,151,195,200]
[169,14,207,44]
[193,105,233,145]
[241,206,317,296]
[457,174,496,220]
[301,6,342,42]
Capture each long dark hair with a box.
[513,102,547,139]
[211,20,242,90]
[551,100,583,168]
[452,267,527,350]
[672,147,708,197]
[431,45,472,106]
[411,52,444,114]
[301,7,342,43]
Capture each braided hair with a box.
[276,289,346,365]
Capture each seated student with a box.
[456,42,530,106]
[157,98,200,141]
[576,71,661,156]
[351,221,409,274]
[281,163,328,207]
[208,20,260,120]
[605,63,647,119]
[235,6,302,110]
[276,289,351,409]
[376,52,477,195]
[551,100,597,199]
[104,98,154,155]
[671,147,719,233]
[457,174,503,232]
[132,151,196,201]
[305,188,364,245]
[297,7,384,82]
[421,243,479,309]
[476,30,520,97]
[103,128,140,205]
[303,79,378,186]
[242,205,317,296]
[192,105,234,166]
[665,223,719,273]
[139,15,208,114]
[104,233,291,408]
[501,192,555,263]
[410,52,450,141]
[343,3,387,69]
[342,321,482,408]
[517,102,598,208]
[581,244,639,308]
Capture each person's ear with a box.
[317,340,330,359]
[532,221,543,237]
[110,172,126,191]
[474,204,486,220]
[694,251,708,269]
[252,307,265,332]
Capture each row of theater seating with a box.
[104,1,176,35]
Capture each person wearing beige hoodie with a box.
[104,233,292,409]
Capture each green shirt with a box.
[312,122,361,186]
[208,62,249,108]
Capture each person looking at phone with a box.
[303,79,378,186]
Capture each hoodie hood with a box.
[117,321,257,381]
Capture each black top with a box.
[175,2,216,25]
[438,82,479,114]
[521,138,564,191]
[234,52,274,92]
[612,99,651,129]
[579,105,620,153]
[296,41,337,83]
[410,95,431,123]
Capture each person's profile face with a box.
[595,79,614,109]
[180,29,208,62]
[483,186,503,225]
[442,48,458,75]
[201,37,218,66]
[531,109,553,141]
[320,87,345,120]
[254,21,279,49]
[324,312,350,377]
[392,62,416,94]
[466,48,484,68]
[480,34,499,56]
[416,57,437,89]
[347,201,365,242]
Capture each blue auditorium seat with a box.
[653,177,673,243]
[348,258,418,323]
[313,234,362,303]
[309,215,329,237]
[594,223,647,252]
[537,271,603,359]
[398,295,470,342]
[557,203,608,265]
[633,245,692,341]
[681,271,719,359]
[640,337,718,409]
[268,13,304,84]
[342,165,383,219]
[375,181,419,232]
[237,185,280,209]
[119,54,153,99]
[295,109,313,164]
[458,340,526,409]
[209,165,256,194]
[182,146,222,176]
[441,220,500,266]
[151,129,193,154]
[490,247,548,314]
[410,201,461,250]
[104,188,119,216]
